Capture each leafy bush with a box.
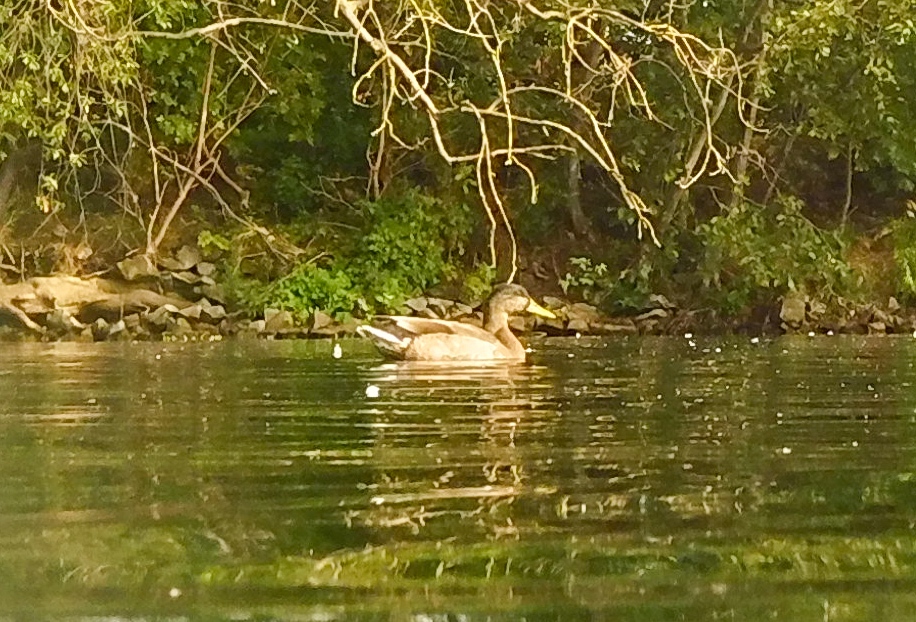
[698,195,852,313]
[892,204,916,301]
[560,240,681,313]
[259,263,359,317]
[247,190,474,318]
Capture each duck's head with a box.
[485,283,556,321]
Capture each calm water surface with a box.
[2,335,916,620]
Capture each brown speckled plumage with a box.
[357,284,555,362]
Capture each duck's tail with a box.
[357,324,410,356]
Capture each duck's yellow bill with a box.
[526,299,556,319]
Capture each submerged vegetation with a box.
[0,1,914,326]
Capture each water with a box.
[2,335,916,620]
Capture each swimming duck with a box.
[357,283,556,361]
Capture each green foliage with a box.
[0,2,137,208]
[4,0,916,325]
[257,263,358,318]
[248,190,474,318]
[698,196,853,313]
[560,250,672,313]
[892,209,916,301]
[766,0,916,181]
[197,230,231,253]
[461,263,497,304]
[561,257,610,306]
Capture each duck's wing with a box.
[383,316,496,340]
[361,316,513,361]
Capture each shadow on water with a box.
[2,336,916,619]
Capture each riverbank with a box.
[1,262,912,343]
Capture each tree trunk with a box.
[0,142,41,222]
[567,149,592,237]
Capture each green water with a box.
[1,335,916,620]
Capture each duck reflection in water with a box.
[351,359,559,538]
[357,284,555,362]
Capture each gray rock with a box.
[176,304,202,320]
[542,296,567,310]
[118,255,159,281]
[889,296,901,313]
[172,245,201,271]
[171,317,195,334]
[567,302,602,324]
[635,308,669,322]
[130,325,151,341]
[310,310,333,331]
[91,318,110,341]
[196,323,220,337]
[808,300,827,318]
[146,305,174,329]
[338,318,360,335]
[567,318,590,333]
[46,309,83,334]
[780,294,807,326]
[426,297,454,316]
[196,283,228,304]
[405,297,428,312]
[172,271,201,284]
[648,293,676,310]
[235,323,260,340]
[872,308,891,326]
[196,261,217,277]
[591,320,639,334]
[449,302,474,318]
[108,319,126,336]
[264,309,295,333]
[537,316,567,335]
[201,303,227,322]
[868,321,887,334]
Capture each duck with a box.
[356,283,556,362]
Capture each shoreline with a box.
[0,282,911,343]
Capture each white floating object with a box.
[332,343,342,359]
[684,332,693,339]
[780,447,792,455]
[827,330,834,336]
[365,385,380,398]
[750,337,760,344]
[807,331,816,337]
[169,587,181,599]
